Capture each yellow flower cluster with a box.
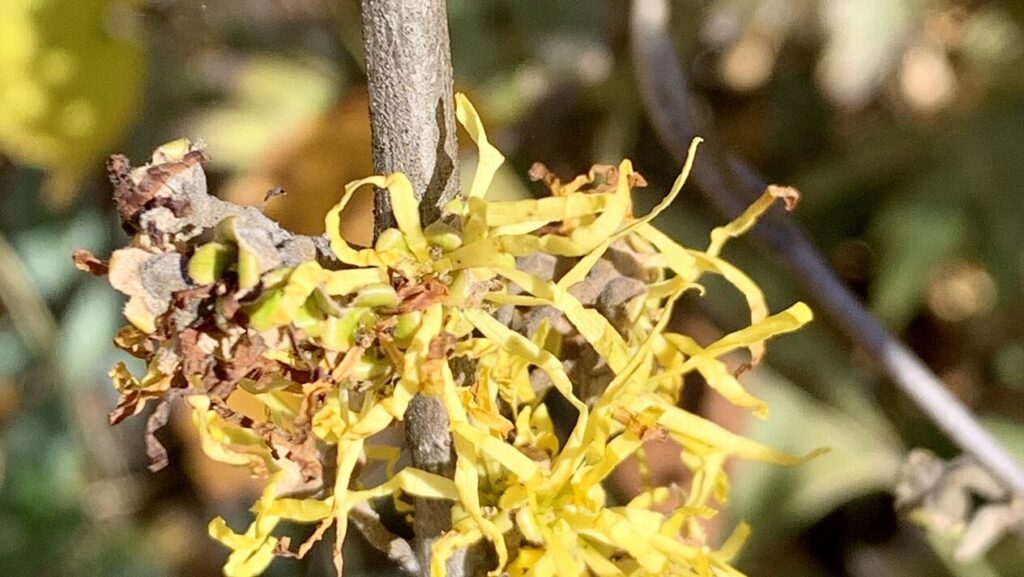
[100,95,820,577]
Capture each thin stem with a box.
[629,0,1024,495]
[0,232,58,354]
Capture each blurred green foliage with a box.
[1,1,1023,576]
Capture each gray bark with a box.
[361,0,460,229]
[360,1,465,575]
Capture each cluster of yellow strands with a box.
[137,95,821,577]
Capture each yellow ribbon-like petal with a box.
[455,92,505,199]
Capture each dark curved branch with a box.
[630,0,1024,496]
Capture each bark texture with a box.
[362,0,460,229]
[360,1,465,574]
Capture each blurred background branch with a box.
[0,231,58,356]
[630,0,1024,496]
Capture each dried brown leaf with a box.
[767,184,800,211]
[72,249,109,276]
[109,390,143,426]
[396,277,448,313]
[146,399,173,472]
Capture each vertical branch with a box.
[359,0,464,574]
[362,0,460,229]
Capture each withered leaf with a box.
[109,154,147,230]
[114,325,156,359]
[109,390,142,426]
[109,146,209,235]
[428,332,457,360]
[139,149,207,197]
[179,327,213,377]
[72,249,109,276]
[396,277,448,313]
[205,331,274,398]
[766,184,800,211]
[284,433,323,485]
[225,332,270,381]
[145,399,174,472]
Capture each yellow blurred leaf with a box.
[223,95,375,243]
[0,0,144,206]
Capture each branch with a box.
[629,0,1024,496]
[0,232,58,355]
[361,0,460,229]
[359,1,465,575]
[349,501,421,574]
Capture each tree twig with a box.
[349,501,421,574]
[0,229,135,498]
[359,1,465,575]
[0,232,58,355]
[629,0,1024,496]
[362,0,460,229]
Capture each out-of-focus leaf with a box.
[57,279,124,387]
[982,417,1024,465]
[449,0,606,84]
[731,367,903,553]
[0,0,144,206]
[0,332,30,378]
[993,343,1024,391]
[187,56,338,174]
[869,199,966,330]
[961,7,1024,84]
[817,0,914,109]
[222,94,373,241]
[13,210,106,302]
[0,409,82,565]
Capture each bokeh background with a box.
[2,1,1024,576]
